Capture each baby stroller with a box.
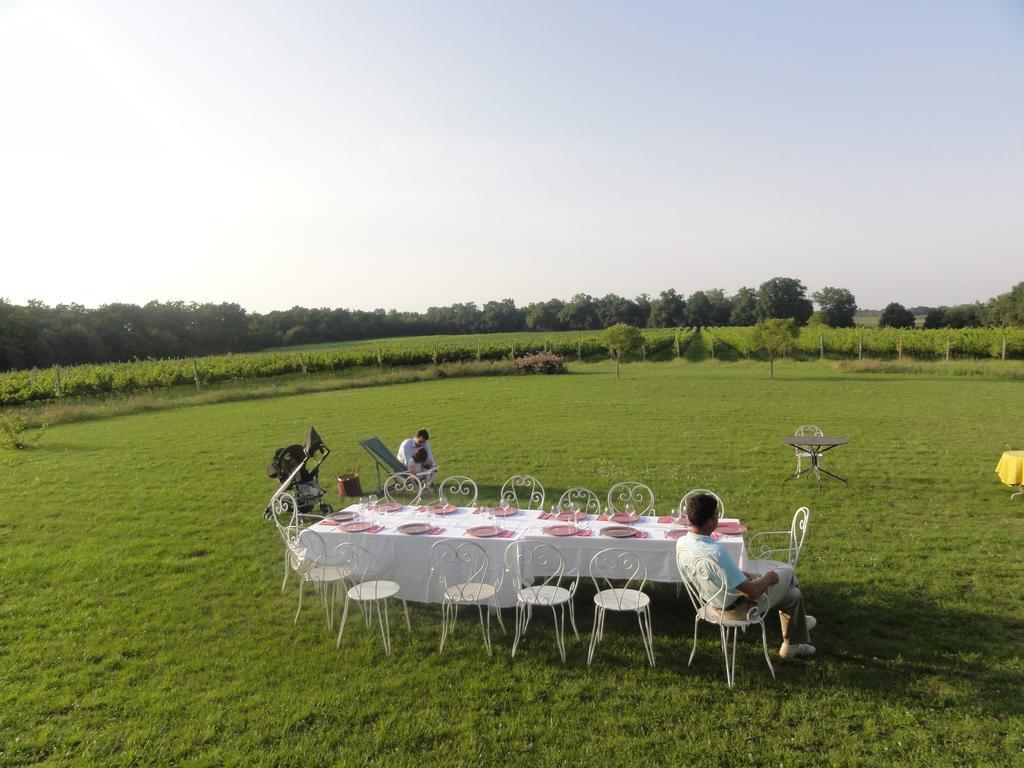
[264,426,334,522]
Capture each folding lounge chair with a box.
[359,436,437,495]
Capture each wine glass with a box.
[672,503,684,526]
[367,494,378,513]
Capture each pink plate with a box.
[556,511,587,522]
[342,521,375,533]
[467,525,503,538]
[327,511,358,523]
[369,502,403,512]
[397,522,433,535]
[491,507,519,517]
[600,525,639,538]
[610,513,640,524]
[421,504,458,515]
[666,529,688,540]
[716,523,747,535]
[544,524,581,537]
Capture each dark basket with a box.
[337,473,363,498]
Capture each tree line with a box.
[2,277,1023,370]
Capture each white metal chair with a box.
[677,555,775,689]
[437,475,479,509]
[587,548,655,667]
[607,481,656,516]
[286,526,349,629]
[334,542,410,655]
[556,487,602,516]
[430,540,504,655]
[500,475,546,510]
[382,472,423,506]
[746,507,810,573]
[679,489,725,520]
[794,424,824,477]
[504,541,579,663]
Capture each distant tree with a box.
[755,277,814,325]
[753,319,797,378]
[599,323,643,378]
[982,282,1024,327]
[595,293,643,328]
[811,286,857,328]
[525,299,566,332]
[922,307,947,329]
[559,294,601,331]
[878,302,916,329]
[685,291,714,327]
[648,289,686,328]
[728,287,758,326]
[480,299,524,333]
[633,293,651,328]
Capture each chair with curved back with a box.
[677,554,776,689]
[793,425,824,477]
[746,507,811,573]
[607,481,656,516]
[334,541,411,655]
[503,541,578,663]
[270,494,348,628]
[678,489,725,520]
[500,475,546,511]
[430,539,503,655]
[438,475,479,509]
[382,472,423,506]
[587,548,655,667]
[556,487,602,517]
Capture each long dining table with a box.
[301,503,749,609]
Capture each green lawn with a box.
[1,360,1022,766]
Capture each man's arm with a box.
[736,570,779,600]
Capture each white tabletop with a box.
[302,504,747,608]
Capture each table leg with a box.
[1011,485,1024,500]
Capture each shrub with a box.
[0,415,46,449]
[514,352,566,375]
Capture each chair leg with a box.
[729,626,739,688]
[294,581,305,625]
[553,605,566,664]
[402,600,411,631]
[379,600,392,655]
[568,598,579,639]
[759,621,776,680]
[587,606,603,666]
[281,555,290,592]
[719,625,733,688]
[478,603,492,655]
[493,603,506,635]
[511,603,525,658]
[638,607,655,667]
[336,596,351,649]
[439,601,450,653]
[688,617,700,666]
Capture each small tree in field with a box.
[600,323,643,378]
[753,319,797,378]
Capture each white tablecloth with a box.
[302,505,747,608]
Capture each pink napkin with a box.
[497,529,515,538]
[711,532,720,540]
[538,512,553,520]
[636,530,649,540]
[426,527,446,536]
[597,514,611,521]
[576,529,592,537]
[319,519,341,527]
[366,525,384,534]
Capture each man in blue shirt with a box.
[676,493,816,658]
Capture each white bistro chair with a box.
[607,481,656,516]
[556,487,602,517]
[677,555,776,689]
[334,541,410,655]
[679,488,725,520]
[793,424,824,477]
[504,541,579,663]
[746,507,810,573]
[382,472,423,506]
[271,493,348,628]
[500,474,546,510]
[438,475,479,509]
[430,540,504,655]
[587,548,655,667]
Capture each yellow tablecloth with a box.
[995,450,1024,486]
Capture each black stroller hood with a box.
[266,427,331,482]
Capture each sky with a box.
[1,0,1023,314]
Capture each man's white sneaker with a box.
[805,615,817,632]
[779,642,816,659]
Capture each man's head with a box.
[414,428,429,447]
[685,493,719,531]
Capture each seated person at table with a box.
[676,493,816,658]
[397,428,438,485]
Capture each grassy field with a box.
[1,360,1022,766]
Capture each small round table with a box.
[995,450,1024,499]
